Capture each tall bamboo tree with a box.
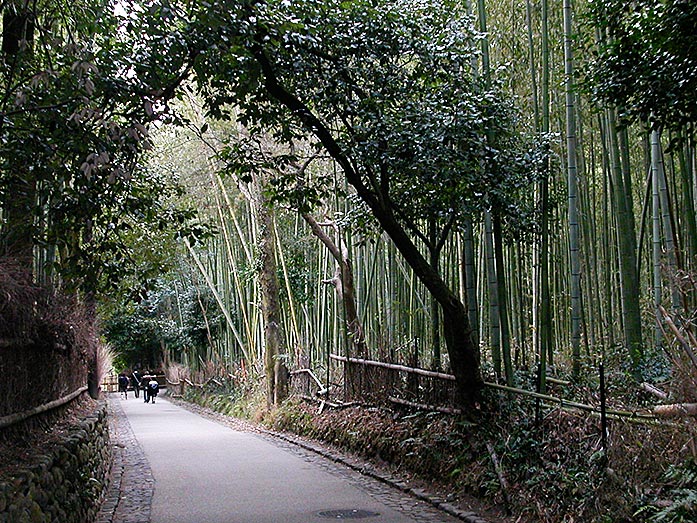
[563,0,582,378]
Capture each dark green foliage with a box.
[584,0,697,134]
[190,0,539,243]
[0,0,212,295]
[636,460,697,522]
[276,246,315,306]
[101,276,224,369]
[183,381,263,420]
[497,415,607,519]
[182,0,550,405]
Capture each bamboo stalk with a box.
[184,238,250,363]
[290,368,327,395]
[486,441,511,515]
[212,188,256,359]
[653,403,697,418]
[641,383,668,400]
[659,305,697,370]
[329,354,457,381]
[274,218,301,350]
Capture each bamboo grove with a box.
[102,0,696,405]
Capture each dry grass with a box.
[260,392,695,523]
[96,341,117,387]
[0,256,96,417]
[0,257,42,341]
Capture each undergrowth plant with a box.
[182,379,267,421]
[636,460,697,523]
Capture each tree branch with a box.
[302,212,342,263]
[435,213,458,256]
[249,38,458,310]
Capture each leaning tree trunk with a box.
[371,214,484,408]
[253,45,484,409]
[302,212,367,358]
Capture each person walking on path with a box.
[142,374,150,403]
[131,369,142,399]
[118,373,130,399]
[147,377,160,403]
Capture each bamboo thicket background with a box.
[146,0,696,401]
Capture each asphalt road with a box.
[119,395,464,523]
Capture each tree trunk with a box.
[493,213,514,385]
[362,207,483,408]
[677,136,697,271]
[302,212,367,357]
[484,211,502,378]
[652,130,664,352]
[85,291,100,399]
[563,0,582,379]
[2,9,34,56]
[253,44,484,408]
[536,0,552,394]
[429,218,442,370]
[462,218,480,351]
[607,111,643,376]
[653,132,682,310]
[254,185,288,407]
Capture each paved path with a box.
[97,394,488,523]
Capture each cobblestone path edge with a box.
[95,396,154,523]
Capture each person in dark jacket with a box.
[148,377,160,403]
[143,374,151,403]
[131,370,142,398]
[118,373,130,399]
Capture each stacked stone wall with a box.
[0,401,111,523]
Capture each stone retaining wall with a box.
[0,401,111,523]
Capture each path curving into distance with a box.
[104,394,486,523]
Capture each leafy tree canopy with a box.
[187,0,539,251]
[101,274,224,370]
[0,0,212,295]
[176,0,547,405]
[585,0,697,134]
